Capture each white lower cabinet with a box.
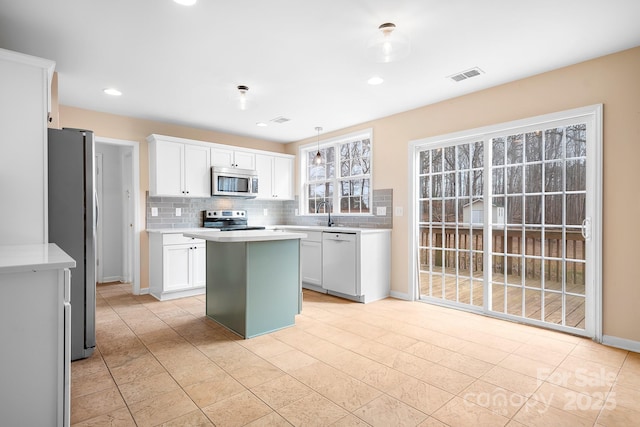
[149,232,206,300]
[300,231,322,286]
[283,228,391,303]
[0,244,74,427]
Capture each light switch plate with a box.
[151,207,158,217]
[376,206,386,216]
[175,208,181,217]
[395,206,404,216]
[263,208,269,216]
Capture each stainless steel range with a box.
[203,210,266,231]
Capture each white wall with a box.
[96,143,129,281]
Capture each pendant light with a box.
[314,127,323,165]
[237,85,249,110]
[367,22,410,63]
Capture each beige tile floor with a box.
[71,282,640,426]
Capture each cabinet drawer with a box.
[163,233,204,246]
[302,231,323,242]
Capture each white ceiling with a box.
[1,0,639,143]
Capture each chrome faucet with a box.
[315,201,334,227]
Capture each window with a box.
[301,129,372,215]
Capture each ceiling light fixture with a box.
[367,22,410,63]
[314,127,323,165]
[103,88,122,96]
[367,76,384,85]
[237,85,249,110]
[173,0,197,6]
[256,122,267,127]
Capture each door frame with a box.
[408,104,603,341]
[94,136,142,295]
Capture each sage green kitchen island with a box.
[183,230,306,338]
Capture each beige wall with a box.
[286,46,640,343]
[58,106,287,294]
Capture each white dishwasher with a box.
[322,232,357,296]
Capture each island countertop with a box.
[183,229,307,243]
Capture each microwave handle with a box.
[252,176,259,193]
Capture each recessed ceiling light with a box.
[367,76,384,85]
[173,0,197,6]
[256,122,267,127]
[103,88,122,96]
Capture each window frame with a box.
[299,128,374,216]
[409,104,603,341]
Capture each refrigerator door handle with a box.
[94,191,99,228]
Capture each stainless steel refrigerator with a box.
[48,128,96,361]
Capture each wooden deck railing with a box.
[419,227,585,286]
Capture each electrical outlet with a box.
[295,209,299,216]
[394,206,404,216]
[175,208,181,217]
[151,207,158,217]
[263,208,269,216]
[376,206,386,216]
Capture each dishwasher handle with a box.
[323,232,357,242]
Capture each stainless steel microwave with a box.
[211,166,258,198]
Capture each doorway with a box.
[94,137,141,295]
[410,105,602,340]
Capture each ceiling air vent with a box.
[270,116,291,124]
[448,67,484,82]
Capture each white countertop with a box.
[183,229,307,242]
[146,227,215,234]
[148,225,390,236]
[0,243,76,274]
[273,225,391,234]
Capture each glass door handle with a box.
[581,217,591,240]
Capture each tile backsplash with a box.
[146,188,392,229]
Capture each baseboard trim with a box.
[101,276,125,283]
[602,335,640,353]
[389,290,411,301]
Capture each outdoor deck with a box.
[418,227,586,330]
[419,269,586,329]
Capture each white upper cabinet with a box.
[148,134,295,200]
[211,147,255,170]
[255,154,273,199]
[184,144,211,197]
[148,135,211,197]
[273,155,294,199]
[255,153,294,200]
[152,139,183,196]
[0,49,54,244]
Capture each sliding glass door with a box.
[414,106,601,337]
[418,140,485,309]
